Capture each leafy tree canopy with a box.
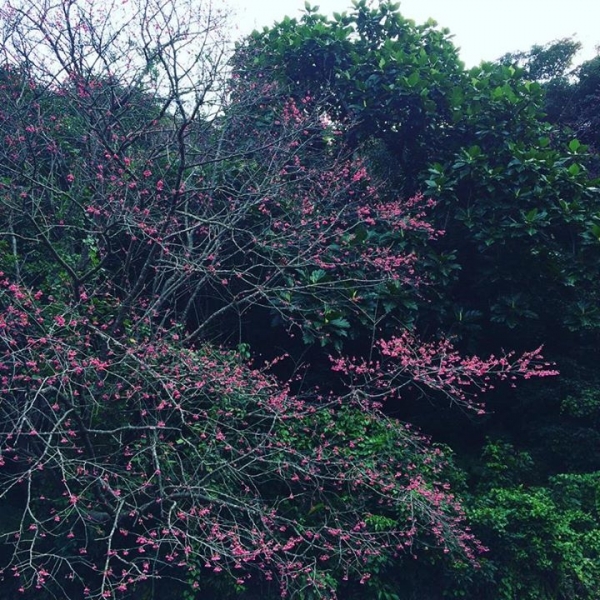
[236,1,600,346]
[0,1,560,599]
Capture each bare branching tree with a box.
[0,1,557,598]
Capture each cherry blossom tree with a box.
[0,0,557,598]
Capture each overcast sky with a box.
[229,0,600,67]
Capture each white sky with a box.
[229,0,600,67]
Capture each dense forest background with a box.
[0,0,598,598]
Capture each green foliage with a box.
[232,6,600,600]
[234,0,465,194]
[509,39,600,162]
[456,463,600,600]
[235,4,600,347]
[427,131,600,339]
[499,38,582,82]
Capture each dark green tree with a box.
[500,38,600,154]
[235,1,600,346]
[235,5,600,600]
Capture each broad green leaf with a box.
[329,317,351,329]
[407,71,420,87]
[309,269,326,283]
